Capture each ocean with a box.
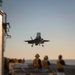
[25,59,75,66]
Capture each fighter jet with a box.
[24,32,49,47]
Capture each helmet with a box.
[59,55,62,59]
[44,55,48,60]
[35,54,40,57]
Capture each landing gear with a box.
[42,45,44,47]
[31,44,33,47]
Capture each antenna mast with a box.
[0,1,11,75]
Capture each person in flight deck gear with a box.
[33,54,42,69]
[42,55,50,72]
[57,55,65,75]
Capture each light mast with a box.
[0,1,11,75]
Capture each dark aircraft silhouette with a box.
[24,33,49,47]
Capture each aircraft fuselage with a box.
[25,32,49,47]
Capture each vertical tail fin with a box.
[36,32,41,38]
[0,0,3,7]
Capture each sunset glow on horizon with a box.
[2,0,75,60]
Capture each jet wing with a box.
[25,40,35,44]
[43,40,50,42]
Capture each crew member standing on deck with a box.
[33,54,42,69]
[57,55,65,75]
[42,55,50,71]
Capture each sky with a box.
[1,0,75,60]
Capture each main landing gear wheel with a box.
[31,45,33,47]
[42,45,44,47]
